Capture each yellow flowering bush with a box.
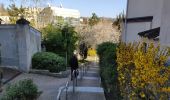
[117,42,170,99]
[88,48,97,56]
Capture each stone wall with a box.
[0,25,18,67]
[0,24,41,72]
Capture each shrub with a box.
[32,52,66,73]
[117,43,170,99]
[1,79,38,100]
[88,48,97,56]
[96,42,120,100]
[42,24,79,66]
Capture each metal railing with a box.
[56,69,79,100]
[57,81,69,100]
[80,62,90,79]
[72,70,78,93]
[56,62,90,100]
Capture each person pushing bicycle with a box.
[69,51,79,80]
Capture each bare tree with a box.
[76,17,119,48]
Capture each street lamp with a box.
[62,27,68,67]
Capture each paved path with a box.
[59,62,106,100]
[1,67,21,84]
[0,73,69,100]
[0,62,105,100]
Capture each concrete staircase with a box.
[60,62,106,100]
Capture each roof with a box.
[138,27,160,39]
[126,16,153,23]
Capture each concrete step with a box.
[57,64,105,100]
[88,68,99,72]
[70,77,101,87]
[60,87,105,100]
[84,72,99,77]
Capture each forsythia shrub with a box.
[117,42,170,99]
[88,48,97,56]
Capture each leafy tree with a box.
[88,13,100,27]
[42,24,79,66]
[41,24,63,54]
[112,12,125,32]
[55,16,65,28]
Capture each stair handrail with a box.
[57,81,69,100]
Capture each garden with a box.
[97,42,170,100]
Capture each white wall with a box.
[126,22,151,43]
[122,0,164,43]
[127,0,163,28]
[0,25,19,67]
[27,27,41,69]
[160,0,170,47]
[51,7,80,18]
[0,24,41,72]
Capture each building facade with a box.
[122,0,170,48]
[38,5,80,28]
[0,19,41,72]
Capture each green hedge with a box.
[97,42,121,100]
[1,79,38,100]
[32,52,66,73]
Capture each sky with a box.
[0,0,127,18]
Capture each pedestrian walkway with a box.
[59,62,106,100]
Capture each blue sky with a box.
[1,0,127,18]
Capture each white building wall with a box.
[126,22,151,43]
[51,7,80,18]
[127,0,163,28]
[160,0,170,47]
[122,0,164,43]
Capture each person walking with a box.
[69,51,79,80]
